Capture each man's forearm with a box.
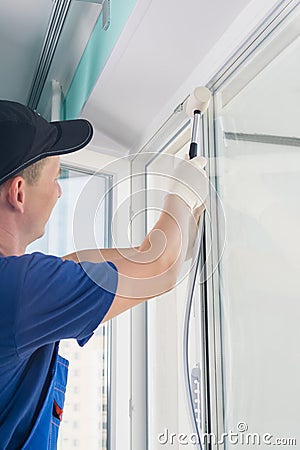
[64,194,193,276]
[63,247,140,264]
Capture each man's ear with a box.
[6,176,26,213]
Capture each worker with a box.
[0,100,208,449]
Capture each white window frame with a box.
[60,148,132,450]
[129,2,298,449]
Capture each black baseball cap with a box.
[0,100,93,185]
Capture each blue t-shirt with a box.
[0,252,118,449]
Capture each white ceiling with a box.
[2,0,277,157]
[81,0,254,155]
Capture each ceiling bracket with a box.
[76,0,111,30]
[101,0,111,31]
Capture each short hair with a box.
[17,159,47,185]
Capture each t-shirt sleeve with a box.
[15,252,118,358]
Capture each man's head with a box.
[0,100,93,186]
[0,100,93,254]
[0,155,62,246]
[17,159,47,186]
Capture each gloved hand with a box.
[168,155,209,210]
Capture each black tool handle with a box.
[189,142,198,159]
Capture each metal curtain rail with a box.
[27,0,72,110]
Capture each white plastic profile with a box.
[51,79,62,121]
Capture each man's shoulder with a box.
[0,252,68,294]
[0,251,64,269]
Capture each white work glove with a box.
[168,155,209,210]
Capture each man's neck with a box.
[0,226,26,256]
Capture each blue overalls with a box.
[22,344,69,449]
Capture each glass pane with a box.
[27,168,111,450]
[214,8,300,448]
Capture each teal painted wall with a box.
[63,0,138,120]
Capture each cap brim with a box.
[49,119,93,156]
